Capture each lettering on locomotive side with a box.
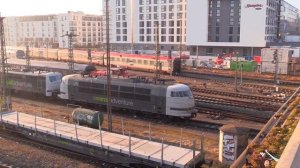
[111,98,134,106]
[6,80,33,89]
[94,96,134,106]
[94,96,108,103]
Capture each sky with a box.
[0,0,299,17]
[0,0,103,16]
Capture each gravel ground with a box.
[0,134,114,168]
[8,95,265,164]
[9,96,220,163]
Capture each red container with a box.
[253,56,261,64]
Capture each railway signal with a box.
[273,49,279,85]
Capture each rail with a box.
[230,86,300,168]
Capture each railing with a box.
[231,87,300,168]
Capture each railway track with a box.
[194,94,280,111]
[132,70,296,101]
[147,72,296,95]
[0,129,126,168]
[196,107,268,123]
[192,87,287,103]
[181,70,300,87]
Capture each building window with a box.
[229,27,233,34]
[139,0,144,5]
[140,36,145,42]
[206,48,213,55]
[147,36,151,42]
[140,21,144,27]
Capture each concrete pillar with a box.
[219,125,249,165]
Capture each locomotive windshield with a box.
[49,75,61,82]
[171,90,192,97]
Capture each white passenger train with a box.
[59,74,196,118]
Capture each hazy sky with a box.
[0,0,103,16]
[0,0,299,17]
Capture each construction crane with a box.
[61,31,77,72]
[0,16,11,111]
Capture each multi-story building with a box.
[105,0,300,57]
[187,0,281,56]
[103,0,187,52]
[4,11,103,48]
[280,1,300,36]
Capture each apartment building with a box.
[4,11,103,48]
[103,0,187,52]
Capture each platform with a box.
[0,112,202,168]
[276,121,300,168]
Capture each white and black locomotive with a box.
[5,71,62,97]
[59,74,196,118]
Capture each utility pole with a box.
[62,31,77,72]
[234,52,239,92]
[154,22,160,84]
[26,45,31,71]
[87,48,92,65]
[273,49,279,85]
[130,0,134,54]
[168,50,172,77]
[0,16,10,111]
[240,62,243,85]
[105,0,112,132]
[179,20,183,60]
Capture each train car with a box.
[58,75,196,118]
[10,47,184,74]
[6,71,62,97]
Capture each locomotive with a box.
[5,71,62,97]
[3,65,195,118]
[59,74,196,118]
